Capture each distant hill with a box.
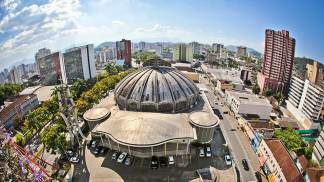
[95,42,115,50]
[225,45,262,58]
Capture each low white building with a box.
[286,76,323,129]
[225,91,272,120]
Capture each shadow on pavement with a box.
[72,142,90,182]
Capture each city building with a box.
[62,44,96,84]
[87,65,219,158]
[258,139,304,182]
[312,130,324,164]
[236,46,247,57]
[286,76,323,129]
[0,94,39,129]
[161,48,173,60]
[9,66,21,84]
[212,43,224,57]
[138,41,146,51]
[257,29,295,96]
[240,67,252,82]
[225,91,272,120]
[35,48,51,74]
[36,52,63,85]
[173,44,193,62]
[306,61,323,87]
[116,39,132,66]
[189,41,201,55]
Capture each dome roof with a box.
[114,66,199,113]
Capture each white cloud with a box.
[112,20,125,26]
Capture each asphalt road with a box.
[200,76,258,182]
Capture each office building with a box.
[35,48,51,74]
[212,43,224,58]
[257,29,295,96]
[236,46,247,57]
[240,67,252,82]
[9,66,22,84]
[116,39,132,66]
[173,44,193,62]
[36,52,63,85]
[189,41,201,55]
[306,61,323,87]
[286,76,323,129]
[225,91,272,120]
[0,94,39,129]
[62,44,96,84]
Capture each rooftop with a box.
[20,85,57,102]
[226,91,272,106]
[0,94,37,120]
[94,110,195,147]
[265,139,303,182]
[207,68,243,84]
[189,112,218,128]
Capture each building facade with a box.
[236,46,247,57]
[258,139,304,182]
[0,94,39,129]
[286,76,323,129]
[36,52,63,85]
[257,29,295,96]
[116,39,132,66]
[306,61,323,87]
[212,43,224,57]
[312,130,324,164]
[189,41,201,55]
[35,48,51,74]
[173,44,193,62]
[62,44,96,84]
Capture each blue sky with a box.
[0,0,324,70]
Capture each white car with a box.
[69,154,80,163]
[224,155,232,166]
[117,152,127,163]
[199,148,205,157]
[168,156,175,165]
[206,147,212,157]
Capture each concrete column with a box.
[186,140,190,154]
[100,135,104,146]
[128,146,131,155]
[164,143,167,156]
[151,146,154,156]
[107,136,111,148]
[117,143,120,151]
[176,140,179,156]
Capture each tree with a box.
[41,123,67,154]
[264,88,273,97]
[244,80,252,86]
[252,84,260,94]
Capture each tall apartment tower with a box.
[306,61,323,87]
[62,44,96,84]
[36,52,63,85]
[35,48,51,75]
[257,29,296,96]
[173,44,193,62]
[116,39,132,66]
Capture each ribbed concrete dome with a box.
[114,66,199,113]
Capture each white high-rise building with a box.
[286,76,324,129]
[62,44,96,84]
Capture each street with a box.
[200,75,260,182]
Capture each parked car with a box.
[255,171,262,182]
[224,155,232,166]
[168,156,175,165]
[242,159,249,171]
[65,150,74,158]
[69,154,80,163]
[151,156,159,169]
[88,140,99,149]
[117,152,127,163]
[159,157,168,167]
[112,152,119,160]
[98,147,108,156]
[199,148,205,157]
[212,108,223,119]
[124,155,133,166]
[205,147,212,157]
[92,146,102,155]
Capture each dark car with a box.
[242,159,249,171]
[159,157,168,167]
[151,156,159,169]
[99,147,108,156]
[92,146,102,155]
[212,108,223,119]
[255,171,262,182]
[88,139,99,149]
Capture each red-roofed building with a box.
[0,94,39,129]
[258,139,303,182]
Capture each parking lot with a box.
[71,127,235,182]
